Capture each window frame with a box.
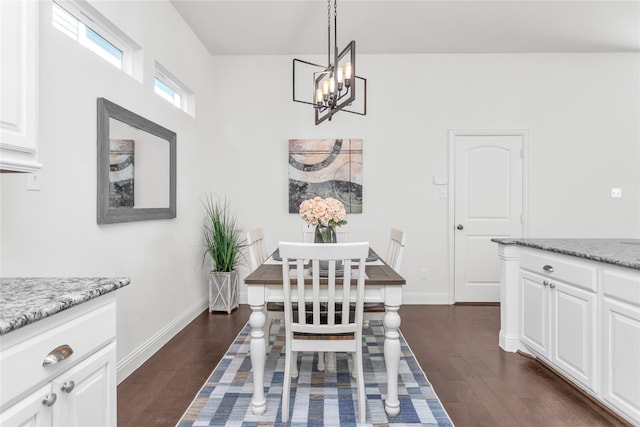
[52,0,140,78]
[154,62,195,116]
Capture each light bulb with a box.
[316,87,324,104]
[344,63,352,79]
[337,67,344,84]
[322,79,329,95]
[329,77,335,93]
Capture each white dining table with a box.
[243,249,406,417]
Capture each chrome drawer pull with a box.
[42,393,57,407]
[542,265,554,273]
[61,381,75,393]
[549,283,556,289]
[543,280,549,287]
[43,344,74,366]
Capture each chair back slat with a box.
[247,228,269,270]
[386,227,406,272]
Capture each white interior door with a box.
[452,131,524,302]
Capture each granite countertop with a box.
[0,277,130,335]
[492,238,640,271]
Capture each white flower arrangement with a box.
[299,196,347,228]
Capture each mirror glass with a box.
[108,118,170,208]
[97,98,176,224]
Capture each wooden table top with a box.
[244,250,406,286]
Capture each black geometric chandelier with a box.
[293,0,367,125]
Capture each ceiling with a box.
[170,0,640,56]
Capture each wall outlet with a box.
[420,268,428,280]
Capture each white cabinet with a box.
[0,0,41,172]
[601,267,640,423]
[550,280,597,390]
[0,384,52,427]
[52,343,115,427]
[0,295,116,426]
[520,272,550,356]
[520,269,597,392]
[498,243,640,425]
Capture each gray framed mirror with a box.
[97,98,176,224]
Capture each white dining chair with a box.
[246,228,285,357]
[386,227,406,272]
[279,241,369,423]
[362,228,406,328]
[246,228,269,270]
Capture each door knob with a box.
[456,224,464,230]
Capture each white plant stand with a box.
[208,270,239,313]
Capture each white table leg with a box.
[383,305,401,416]
[249,304,267,415]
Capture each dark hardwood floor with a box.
[117,305,629,426]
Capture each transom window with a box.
[51,1,140,79]
[155,77,181,108]
[154,62,195,116]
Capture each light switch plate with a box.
[610,187,622,198]
[26,173,41,191]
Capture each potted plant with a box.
[202,195,245,313]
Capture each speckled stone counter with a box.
[0,277,130,335]
[492,238,640,270]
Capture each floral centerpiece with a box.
[299,196,347,243]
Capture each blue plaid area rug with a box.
[176,320,453,427]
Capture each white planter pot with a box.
[208,270,239,313]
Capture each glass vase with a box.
[314,225,342,274]
[314,225,337,244]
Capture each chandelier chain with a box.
[334,0,338,61]
[327,0,331,66]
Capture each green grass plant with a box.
[202,195,245,272]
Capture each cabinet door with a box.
[0,0,40,172]
[520,272,549,357]
[0,384,53,427]
[602,297,640,423]
[52,343,116,427]
[551,282,597,391]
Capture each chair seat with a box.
[267,302,285,311]
[293,332,354,340]
[363,302,385,312]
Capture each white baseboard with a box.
[401,291,451,305]
[116,296,208,384]
[499,330,521,353]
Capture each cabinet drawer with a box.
[602,267,640,307]
[520,250,597,292]
[0,299,115,409]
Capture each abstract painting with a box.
[109,139,134,207]
[289,138,362,213]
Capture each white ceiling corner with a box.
[169,0,640,56]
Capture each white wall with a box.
[1,0,638,383]
[210,53,640,304]
[0,1,217,381]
